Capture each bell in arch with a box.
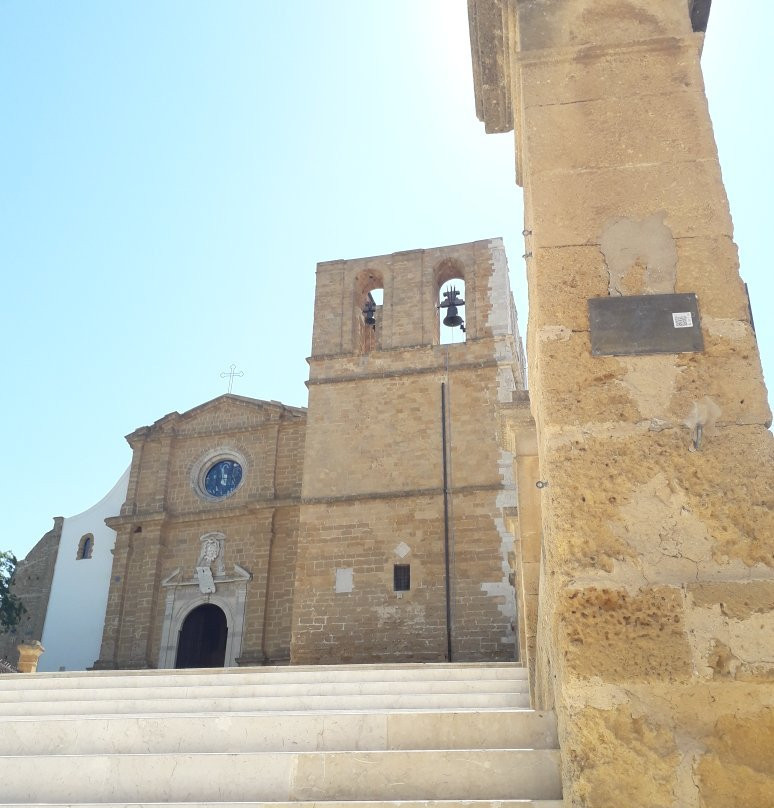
[363,297,376,327]
[440,286,465,330]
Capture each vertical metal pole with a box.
[441,382,453,662]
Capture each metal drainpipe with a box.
[441,382,453,662]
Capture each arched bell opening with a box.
[435,258,467,345]
[354,270,385,354]
[174,603,228,669]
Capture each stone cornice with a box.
[468,1,712,134]
[302,482,513,506]
[468,0,513,134]
[126,420,305,449]
[125,395,306,445]
[308,333,513,363]
[307,357,511,387]
[106,497,301,528]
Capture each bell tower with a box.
[291,239,527,663]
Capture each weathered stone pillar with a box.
[502,393,541,699]
[16,641,44,673]
[125,521,165,668]
[93,522,133,669]
[469,1,774,805]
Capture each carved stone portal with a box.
[157,532,251,668]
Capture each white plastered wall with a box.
[39,467,130,671]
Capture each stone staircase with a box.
[0,662,563,807]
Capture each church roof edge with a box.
[124,394,307,443]
[316,238,505,271]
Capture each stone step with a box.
[0,802,565,808]
[0,749,563,803]
[0,689,531,717]
[0,663,527,691]
[0,708,558,755]
[0,677,529,704]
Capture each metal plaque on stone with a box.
[589,293,703,356]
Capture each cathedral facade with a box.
[4,238,538,673]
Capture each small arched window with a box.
[76,534,94,560]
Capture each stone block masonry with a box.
[94,395,306,669]
[0,517,61,667]
[469,1,774,805]
[83,240,535,672]
[291,239,528,663]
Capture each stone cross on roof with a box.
[220,363,244,394]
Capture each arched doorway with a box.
[174,603,228,668]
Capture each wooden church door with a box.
[174,603,228,668]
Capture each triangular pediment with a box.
[127,394,305,442]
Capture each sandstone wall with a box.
[292,240,526,663]
[469,1,774,805]
[0,518,62,667]
[501,394,541,699]
[95,395,305,669]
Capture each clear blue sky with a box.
[1,1,771,560]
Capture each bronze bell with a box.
[363,298,376,327]
[440,286,465,329]
[443,305,463,328]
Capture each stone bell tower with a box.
[469,1,774,805]
[291,239,527,663]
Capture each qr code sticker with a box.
[672,312,693,328]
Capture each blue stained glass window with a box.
[204,460,243,497]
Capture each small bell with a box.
[363,298,376,327]
[440,286,465,330]
[443,305,463,328]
